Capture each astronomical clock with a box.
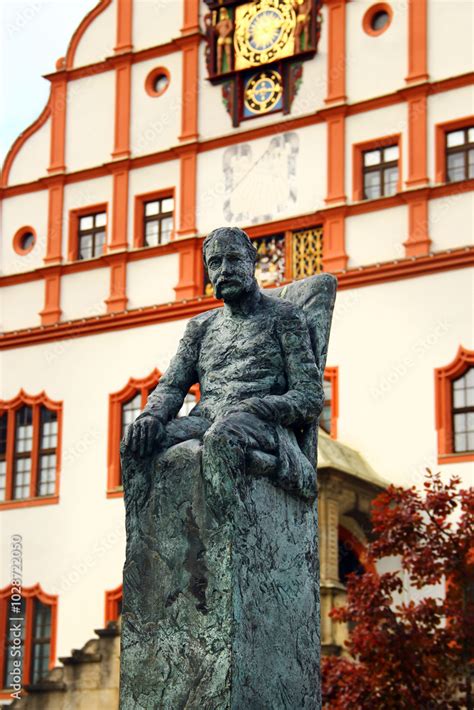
[204,0,323,126]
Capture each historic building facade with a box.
[0,0,472,701]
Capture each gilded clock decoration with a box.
[244,69,283,115]
[234,0,296,70]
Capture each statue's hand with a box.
[123,415,164,458]
[224,397,274,421]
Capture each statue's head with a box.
[203,227,257,302]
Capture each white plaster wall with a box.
[428,0,474,83]
[427,86,474,183]
[429,193,474,252]
[128,161,180,246]
[133,0,182,51]
[346,0,407,104]
[327,268,474,488]
[61,268,109,321]
[345,205,406,267]
[0,316,191,659]
[7,116,51,186]
[1,191,48,274]
[65,72,115,172]
[196,123,326,234]
[130,53,182,157]
[345,102,407,199]
[291,4,328,116]
[72,0,116,68]
[0,280,43,331]
[127,253,179,309]
[62,176,113,258]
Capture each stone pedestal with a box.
[120,438,320,709]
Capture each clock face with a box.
[244,69,283,116]
[234,0,296,70]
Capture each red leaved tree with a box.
[322,470,474,710]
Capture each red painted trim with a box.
[12,226,37,256]
[322,207,348,271]
[144,67,170,98]
[105,252,128,313]
[112,58,131,159]
[324,367,339,439]
[405,85,429,188]
[65,0,113,70]
[44,178,65,265]
[402,189,431,257]
[181,0,200,35]
[362,3,393,37]
[352,133,402,202]
[1,247,471,351]
[434,346,474,464]
[0,95,51,188]
[67,202,108,262]
[107,370,161,493]
[177,146,198,236]
[406,0,428,84]
[115,0,133,53]
[435,115,474,184]
[325,107,347,205]
[0,392,62,509]
[48,77,67,174]
[174,235,204,299]
[325,0,347,105]
[179,34,199,142]
[0,585,58,691]
[105,585,123,623]
[39,267,62,326]
[110,168,129,250]
[133,187,175,248]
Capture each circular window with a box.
[363,3,393,36]
[145,67,170,97]
[13,226,36,255]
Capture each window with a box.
[134,191,175,248]
[0,394,61,509]
[435,346,474,464]
[338,526,373,586]
[68,204,108,261]
[446,127,474,183]
[352,135,401,202]
[362,3,393,36]
[320,367,339,438]
[362,144,399,199]
[78,212,107,259]
[435,117,474,184]
[452,368,474,453]
[107,372,200,495]
[12,226,36,256]
[144,67,170,98]
[0,585,57,696]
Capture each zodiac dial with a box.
[244,70,283,115]
[234,0,296,70]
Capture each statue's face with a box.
[205,237,256,302]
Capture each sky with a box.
[0,0,98,162]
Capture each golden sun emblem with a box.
[234,0,296,70]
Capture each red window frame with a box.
[0,392,62,511]
[133,189,175,249]
[105,585,123,625]
[435,346,474,464]
[0,585,57,699]
[67,203,108,261]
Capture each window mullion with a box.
[5,409,15,501]
[23,597,34,685]
[29,406,41,499]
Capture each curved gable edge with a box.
[65,0,114,70]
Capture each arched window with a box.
[0,392,61,510]
[435,347,474,464]
[338,526,374,586]
[105,585,123,625]
[107,372,199,496]
[0,585,57,696]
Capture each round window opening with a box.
[13,226,37,255]
[145,68,170,97]
[363,3,393,36]
[371,9,389,31]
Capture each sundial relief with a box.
[204,0,323,126]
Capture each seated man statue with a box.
[124,226,324,502]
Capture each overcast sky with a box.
[0,0,97,162]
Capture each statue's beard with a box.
[214,273,255,301]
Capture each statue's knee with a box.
[203,417,242,451]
